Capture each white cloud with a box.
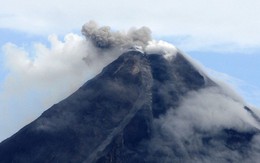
[0,33,120,141]
[173,87,259,132]
[149,85,260,162]
[2,34,89,97]
[1,0,260,51]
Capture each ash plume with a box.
[81,21,152,50]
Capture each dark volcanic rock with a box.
[148,53,212,118]
[0,50,259,163]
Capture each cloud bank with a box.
[0,33,90,141]
[149,86,260,162]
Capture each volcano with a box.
[0,49,259,163]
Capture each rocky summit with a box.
[0,50,259,163]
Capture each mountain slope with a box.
[0,50,259,163]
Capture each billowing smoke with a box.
[81,21,152,50]
[145,40,178,60]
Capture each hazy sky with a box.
[0,0,259,141]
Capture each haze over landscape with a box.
[0,0,260,146]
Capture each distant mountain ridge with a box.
[0,50,259,163]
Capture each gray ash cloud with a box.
[81,21,152,50]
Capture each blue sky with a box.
[188,50,260,106]
[0,0,260,141]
